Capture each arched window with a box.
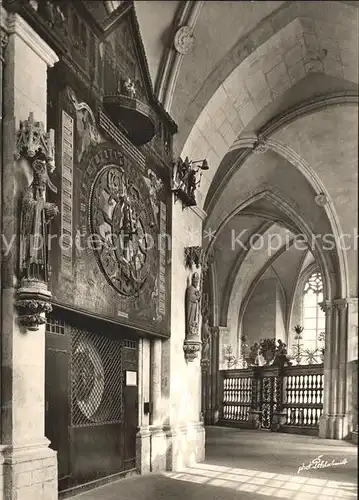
[301,272,326,351]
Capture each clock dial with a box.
[89,160,156,298]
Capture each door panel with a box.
[45,316,70,486]
[45,312,139,490]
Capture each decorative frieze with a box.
[158,201,167,317]
[61,110,74,277]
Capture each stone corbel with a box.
[183,338,202,362]
[14,112,59,331]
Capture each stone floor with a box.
[71,427,358,500]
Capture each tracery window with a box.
[301,272,326,351]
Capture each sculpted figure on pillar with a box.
[20,159,58,282]
[14,112,59,330]
[185,272,201,339]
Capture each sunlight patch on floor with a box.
[165,463,357,499]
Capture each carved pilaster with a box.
[1,28,8,62]
[14,112,58,331]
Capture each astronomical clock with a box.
[89,156,157,299]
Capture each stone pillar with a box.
[163,201,206,471]
[319,299,351,439]
[346,298,358,442]
[136,339,151,474]
[218,326,230,370]
[149,339,166,472]
[0,10,59,500]
[335,299,349,437]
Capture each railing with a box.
[282,364,323,430]
[219,364,323,434]
[222,369,255,425]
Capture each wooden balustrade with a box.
[219,369,255,427]
[218,364,323,435]
[281,364,323,434]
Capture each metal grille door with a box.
[70,326,124,427]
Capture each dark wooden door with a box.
[46,312,139,490]
[45,315,70,489]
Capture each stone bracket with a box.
[183,338,202,362]
[15,281,52,331]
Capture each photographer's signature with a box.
[298,455,348,474]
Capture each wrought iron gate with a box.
[45,311,138,491]
[259,369,282,429]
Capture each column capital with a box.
[333,298,350,311]
[319,300,332,313]
[7,12,58,67]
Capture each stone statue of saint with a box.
[19,159,58,283]
[185,272,201,338]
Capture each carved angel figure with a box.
[67,87,100,162]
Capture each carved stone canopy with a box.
[15,112,55,170]
[184,246,203,269]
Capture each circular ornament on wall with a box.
[174,26,194,55]
[315,193,329,206]
[87,148,157,299]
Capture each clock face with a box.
[89,159,156,298]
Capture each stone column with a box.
[346,298,358,442]
[319,301,333,420]
[149,339,166,472]
[319,299,351,439]
[217,326,230,370]
[335,299,349,438]
[209,326,219,424]
[163,201,206,471]
[0,10,59,500]
[136,339,151,474]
